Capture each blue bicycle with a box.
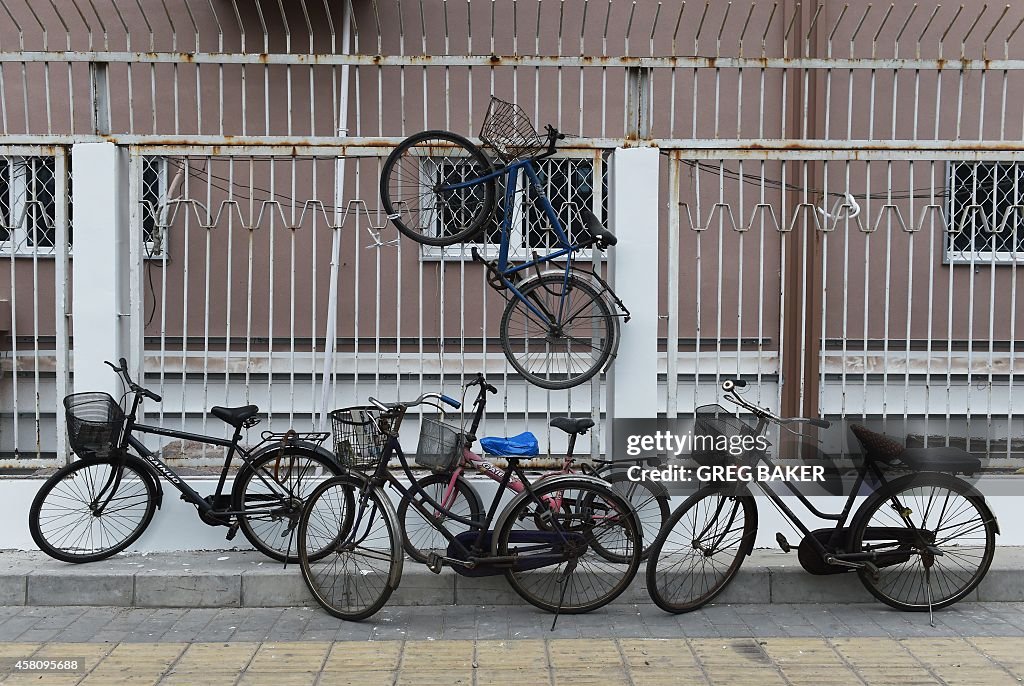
[380,97,629,389]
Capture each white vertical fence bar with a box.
[607,146,659,446]
[70,141,129,397]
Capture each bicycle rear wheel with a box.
[851,471,996,611]
[380,130,495,246]
[646,484,757,614]
[599,471,670,559]
[232,448,342,563]
[298,475,403,621]
[29,456,157,563]
[500,273,617,390]
[496,477,641,614]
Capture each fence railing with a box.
[2,0,1023,465]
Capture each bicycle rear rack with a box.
[253,429,331,451]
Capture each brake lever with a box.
[778,424,822,444]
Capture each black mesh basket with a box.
[330,406,390,471]
[415,417,465,473]
[64,392,125,459]
[691,404,759,466]
[479,97,546,162]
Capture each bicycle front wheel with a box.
[298,475,403,621]
[29,456,157,563]
[232,448,342,563]
[646,484,757,614]
[397,472,484,564]
[851,471,996,611]
[380,130,496,247]
[496,477,641,614]
[500,273,618,390]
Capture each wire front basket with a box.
[64,392,126,459]
[479,97,546,162]
[692,404,759,466]
[330,407,391,471]
[415,417,465,473]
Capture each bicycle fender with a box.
[117,453,165,510]
[850,471,1000,537]
[487,474,640,556]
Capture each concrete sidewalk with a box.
[2,548,1023,609]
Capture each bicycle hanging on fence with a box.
[646,379,999,625]
[380,97,629,390]
[296,388,642,623]
[29,359,342,563]
[396,373,669,564]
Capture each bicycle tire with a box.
[598,471,670,560]
[232,448,343,563]
[380,130,496,247]
[850,471,996,612]
[500,273,618,390]
[646,484,757,614]
[29,456,158,563]
[496,476,641,614]
[397,472,484,564]
[298,475,403,621]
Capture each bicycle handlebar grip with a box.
[144,389,163,403]
[808,418,831,429]
[439,394,461,409]
[485,383,497,394]
[118,357,129,371]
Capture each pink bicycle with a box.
[297,381,641,621]
[397,373,670,564]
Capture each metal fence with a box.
[1,0,1023,464]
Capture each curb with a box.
[3,548,1022,608]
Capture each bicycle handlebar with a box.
[720,378,830,430]
[543,124,565,155]
[367,392,461,412]
[105,358,163,402]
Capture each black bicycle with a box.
[646,379,998,623]
[297,388,642,621]
[29,359,343,563]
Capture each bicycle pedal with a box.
[775,532,792,553]
[426,554,444,575]
[225,523,239,541]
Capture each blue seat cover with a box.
[480,432,540,457]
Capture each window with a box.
[0,157,62,255]
[946,161,1024,263]
[423,155,605,260]
[141,157,170,258]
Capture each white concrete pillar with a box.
[607,147,660,444]
[71,142,130,396]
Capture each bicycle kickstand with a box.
[550,558,577,631]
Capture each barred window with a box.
[0,157,61,255]
[947,161,1024,263]
[141,157,170,257]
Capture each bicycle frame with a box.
[726,412,926,562]
[100,389,315,522]
[366,436,564,563]
[442,157,590,326]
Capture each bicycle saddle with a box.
[549,416,595,435]
[211,404,260,428]
[579,208,617,247]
